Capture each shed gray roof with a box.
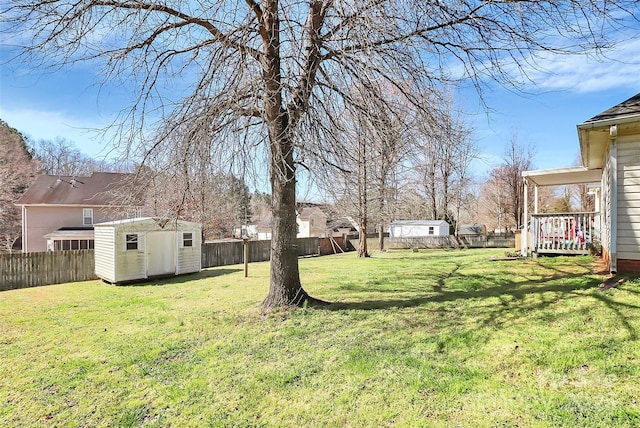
[16,172,138,206]
[584,93,640,123]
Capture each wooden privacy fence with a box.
[0,250,97,291]
[349,235,515,250]
[1,237,350,291]
[200,237,345,268]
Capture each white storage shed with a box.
[94,217,202,284]
[389,220,450,238]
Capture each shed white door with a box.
[146,231,176,276]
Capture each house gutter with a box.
[609,125,618,274]
[578,114,640,168]
[577,113,640,130]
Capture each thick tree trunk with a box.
[262,133,307,308]
[259,4,324,310]
[378,222,385,251]
[358,217,369,258]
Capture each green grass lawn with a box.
[1,248,640,427]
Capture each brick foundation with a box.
[617,259,640,274]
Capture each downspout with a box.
[22,206,27,253]
[521,178,528,257]
[609,125,618,273]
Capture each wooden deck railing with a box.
[530,212,598,255]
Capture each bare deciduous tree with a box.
[409,93,476,229]
[5,0,637,309]
[32,138,114,176]
[484,133,534,231]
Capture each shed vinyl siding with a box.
[115,230,147,282]
[94,226,116,282]
[94,218,202,283]
[616,136,640,260]
[177,231,201,274]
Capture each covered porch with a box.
[521,166,602,256]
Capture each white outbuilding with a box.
[94,217,202,284]
[389,220,450,238]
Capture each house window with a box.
[126,234,138,250]
[53,239,94,251]
[83,208,94,225]
[428,226,435,235]
[183,232,193,247]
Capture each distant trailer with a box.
[94,217,201,284]
[389,220,450,237]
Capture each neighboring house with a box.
[389,220,450,237]
[458,224,487,236]
[15,172,143,253]
[296,207,328,238]
[522,93,640,273]
[233,224,258,239]
[94,217,201,284]
[328,216,359,236]
[256,226,273,241]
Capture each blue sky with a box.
[1,36,639,179]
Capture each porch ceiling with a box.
[43,229,95,239]
[522,166,602,187]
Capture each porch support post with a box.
[610,125,618,273]
[534,185,539,214]
[522,178,529,257]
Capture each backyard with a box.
[1,248,639,427]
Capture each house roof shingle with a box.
[16,172,137,206]
[584,93,640,123]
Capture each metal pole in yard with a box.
[243,238,249,278]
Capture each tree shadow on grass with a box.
[325,275,599,311]
[322,262,639,340]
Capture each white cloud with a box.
[0,106,114,158]
[446,34,640,95]
[522,38,640,93]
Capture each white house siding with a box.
[616,137,640,261]
[297,220,311,238]
[94,225,116,282]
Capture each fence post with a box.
[243,238,249,278]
